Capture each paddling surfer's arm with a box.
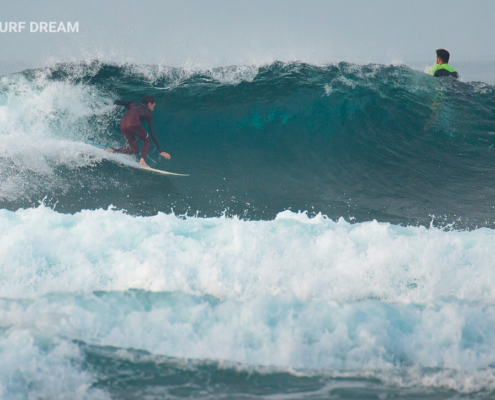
[146,113,171,160]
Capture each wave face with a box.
[1,61,495,227]
[2,62,495,399]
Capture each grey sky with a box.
[1,0,494,73]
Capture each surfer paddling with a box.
[428,49,459,78]
[106,95,171,167]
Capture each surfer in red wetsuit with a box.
[106,95,171,167]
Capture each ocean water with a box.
[1,61,495,399]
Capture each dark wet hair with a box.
[436,49,450,64]
[141,95,156,106]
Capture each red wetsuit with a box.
[113,101,163,159]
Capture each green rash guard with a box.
[428,63,459,78]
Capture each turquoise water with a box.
[1,61,495,399]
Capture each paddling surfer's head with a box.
[141,95,156,111]
[436,49,450,65]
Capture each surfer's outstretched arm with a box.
[147,115,171,159]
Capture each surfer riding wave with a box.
[106,95,171,167]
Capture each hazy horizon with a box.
[1,0,494,82]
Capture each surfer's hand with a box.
[160,152,171,160]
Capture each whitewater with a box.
[1,60,495,399]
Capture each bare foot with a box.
[105,149,114,153]
[139,158,150,168]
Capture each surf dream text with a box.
[0,22,79,33]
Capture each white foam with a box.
[2,291,495,393]
[0,70,116,201]
[2,207,495,393]
[1,206,495,303]
[0,311,109,399]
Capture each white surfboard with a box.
[108,159,189,176]
[86,144,189,177]
[130,164,189,176]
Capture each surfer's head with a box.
[141,95,156,111]
[436,49,450,65]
